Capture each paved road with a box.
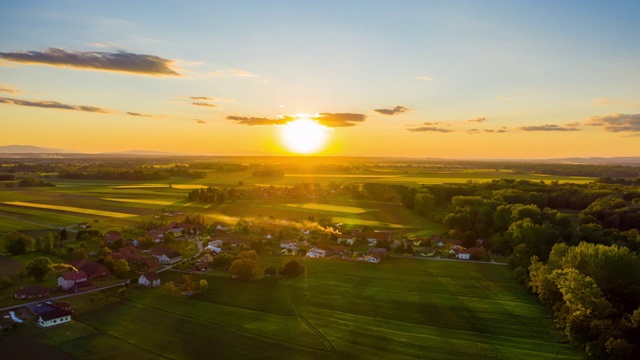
[0,281,127,313]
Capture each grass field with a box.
[3,201,136,218]
[21,257,582,359]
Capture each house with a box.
[204,244,222,253]
[58,271,88,290]
[138,271,161,287]
[69,259,110,279]
[458,247,486,260]
[457,250,471,260]
[105,230,122,244]
[37,308,72,328]
[150,247,182,265]
[411,237,426,247]
[306,248,326,258]
[367,248,388,259]
[209,239,224,248]
[14,285,51,300]
[198,251,216,263]
[280,247,298,256]
[451,240,464,250]
[337,236,355,246]
[362,253,383,263]
[194,262,209,271]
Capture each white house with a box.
[150,248,182,264]
[338,237,355,246]
[38,308,72,328]
[210,239,224,248]
[204,244,222,253]
[306,248,326,258]
[138,271,161,287]
[57,271,88,291]
[457,251,471,260]
[363,254,382,263]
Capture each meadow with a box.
[19,257,582,359]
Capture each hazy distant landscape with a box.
[3,1,640,359]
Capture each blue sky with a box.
[1,1,640,157]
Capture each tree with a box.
[198,279,209,292]
[25,256,52,282]
[114,259,131,278]
[0,276,13,291]
[60,228,68,241]
[281,259,305,278]
[229,257,260,280]
[264,266,277,276]
[4,232,33,255]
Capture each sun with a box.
[280,117,329,154]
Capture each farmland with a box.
[7,257,582,359]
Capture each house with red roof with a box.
[150,247,182,264]
[69,259,110,279]
[105,230,122,244]
[57,271,88,290]
[138,271,161,287]
[14,285,51,300]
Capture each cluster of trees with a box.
[228,250,306,280]
[528,243,640,358]
[187,186,228,203]
[580,196,640,231]
[59,167,205,180]
[17,177,54,187]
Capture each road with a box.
[0,281,127,313]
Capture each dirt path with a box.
[286,287,338,360]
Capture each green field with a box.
[20,257,581,359]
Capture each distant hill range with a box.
[0,145,177,157]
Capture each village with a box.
[1,213,489,331]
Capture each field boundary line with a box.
[286,286,338,360]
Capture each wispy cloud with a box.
[416,75,433,81]
[227,115,290,126]
[0,97,114,113]
[192,102,219,108]
[422,121,447,126]
[467,128,507,134]
[190,96,232,102]
[0,48,180,76]
[408,126,453,133]
[316,113,366,127]
[374,106,410,116]
[227,112,367,128]
[127,112,158,118]
[0,83,18,94]
[195,119,206,124]
[467,117,486,123]
[593,98,640,108]
[585,113,640,132]
[211,69,258,77]
[518,124,580,132]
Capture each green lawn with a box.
[23,258,583,359]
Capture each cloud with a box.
[0,48,180,76]
[0,83,18,94]
[518,124,580,132]
[467,128,508,134]
[585,113,640,132]
[408,126,453,133]
[0,96,114,113]
[195,119,206,124]
[192,102,219,108]
[227,113,367,128]
[316,113,366,127]
[416,76,433,81]
[467,117,486,123]
[189,96,232,102]
[127,112,157,118]
[374,106,410,116]
[211,69,258,77]
[227,115,291,126]
[422,121,447,126]
[593,98,640,108]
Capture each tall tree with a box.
[25,256,52,282]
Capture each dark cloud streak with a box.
[0,48,180,76]
[374,106,410,116]
[585,114,640,132]
[0,97,113,113]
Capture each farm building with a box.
[150,247,182,264]
[57,271,88,290]
[37,307,72,328]
[14,285,51,300]
[69,259,110,279]
[138,271,161,287]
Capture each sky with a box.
[1,0,640,159]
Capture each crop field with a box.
[283,203,374,214]
[31,257,581,359]
[2,201,136,219]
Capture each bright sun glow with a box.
[280,117,329,154]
